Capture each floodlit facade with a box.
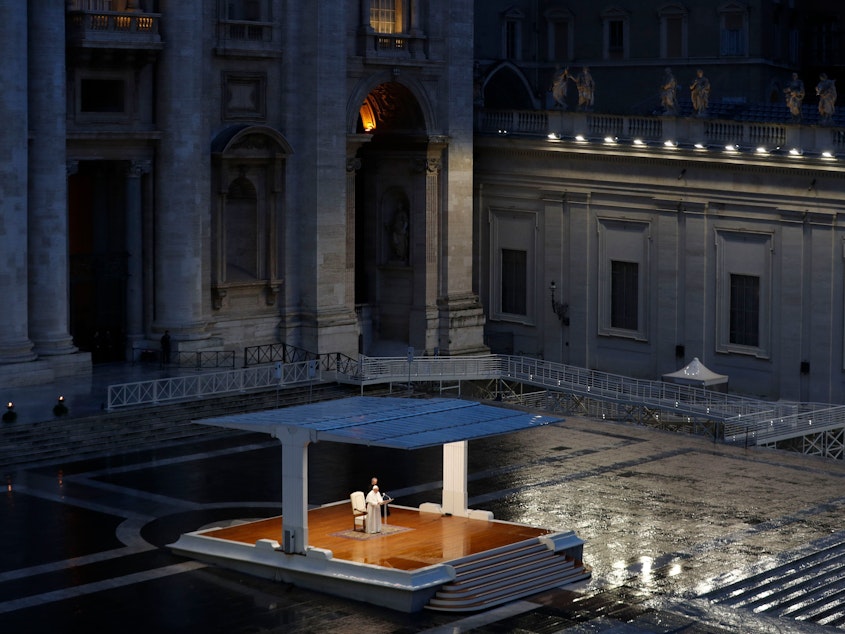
[474,0,845,402]
[1,0,485,387]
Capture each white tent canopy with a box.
[662,357,728,391]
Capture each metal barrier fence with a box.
[172,350,236,370]
[107,360,319,409]
[107,352,845,454]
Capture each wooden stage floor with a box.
[201,504,554,571]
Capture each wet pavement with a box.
[1,364,845,632]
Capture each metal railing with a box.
[243,343,357,375]
[172,350,236,370]
[107,360,319,409]
[106,352,845,455]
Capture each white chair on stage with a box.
[350,491,367,532]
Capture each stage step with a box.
[426,536,591,612]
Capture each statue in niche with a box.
[551,67,570,109]
[689,68,711,117]
[783,72,805,122]
[660,67,678,116]
[816,72,837,126]
[574,66,595,112]
[388,203,409,263]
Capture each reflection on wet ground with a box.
[1,405,844,633]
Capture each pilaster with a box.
[125,160,151,354]
[153,0,210,341]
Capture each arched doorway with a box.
[353,81,433,355]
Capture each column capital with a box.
[127,159,152,178]
[346,157,362,173]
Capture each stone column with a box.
[28,0,77,359]
[0,0,35,364]
[154,0,209,343]
[125,160,151,353]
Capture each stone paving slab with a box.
[1,398,844,632]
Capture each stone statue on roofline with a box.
[689,68,710,117]
[660,67,678,116]
[816,72,837,126]
[783,72,805,123]
[574,66,595,112]
[551,67,570,109]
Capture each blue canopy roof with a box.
[194,396,561,449]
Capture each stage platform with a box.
[169,502,589,613]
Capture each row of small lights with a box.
[541,132,838,160]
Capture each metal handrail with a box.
[107,360,319,409]
[106,353,845,450]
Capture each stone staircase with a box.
[702,535,845,629]
[426,535,591,612]
[0,383,361,471]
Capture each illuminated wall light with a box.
[789,147,803,156]
[694,142,706,149]
[755,146,768,154]
[575,134,587,142]
[724,144,738,152]
[822,150,835,159]
[547,132,561,140]
[633,138,645,146]
[604,135,618,144]
[664,140,678,148]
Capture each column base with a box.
[0,359,55,388]
[437,293,489,356]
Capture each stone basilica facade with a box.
[6,0,845,404]
[2,0,485,387]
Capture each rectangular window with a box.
[730,274,760,346]
[721,13,746,56]
[506,20,518,59]
[611,260,638,330]
[501,249,527,316]
[371,0,397,34]
[80,79,125,113]
[608,20,624,58]
[666,16,683,57]
[552,21,569,61]
[226,0,263,21]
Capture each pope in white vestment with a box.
[365,486,384,533]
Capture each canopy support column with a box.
[278,427,312,554]
[442,440,468,517]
